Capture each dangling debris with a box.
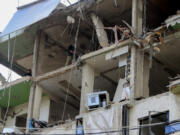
[0,73,7,85]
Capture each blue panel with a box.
[165,122,180,135]
[0,0,60,36]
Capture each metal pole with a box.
[148,111,152,135]
[8,34,10,62]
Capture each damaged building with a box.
[0,0,180,134]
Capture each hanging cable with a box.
[0,119,175,135]
[69,23,74,39]
[61,14,81,121]
[61,67,74,121]
[73,16,81,61]
[2,33,17,129]
[61,23,70,37]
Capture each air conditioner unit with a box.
[87,91,109,111]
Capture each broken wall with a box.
[83,104,122,135]
[129,92,180,135]
[37,121,76,134]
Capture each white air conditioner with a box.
[87,91,109,111]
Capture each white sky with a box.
[0,0,21,81]
[0,0,78,82]
[0,64,20,81]
[0,0,18,32]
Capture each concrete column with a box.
[80,64,95,114]
[90,13,109,48]
[26,31,41,133]
[132,50,149,99]
[32,85,43,120]
[143,56,150,97]
[130,0,149,101]
[134,48,144,99]
[130,45,136,102]
[132,0,143,37]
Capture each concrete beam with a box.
[80,64,95,114]
[90,13,109,48]
[81,39,133,61]
[35,64,76,82]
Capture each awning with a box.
[0,0,61,75]
[0,0,60,37]
[0,77,31,107]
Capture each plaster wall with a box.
[129,92,180,135]
[39,96,50,122]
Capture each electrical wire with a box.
[61,23,70,37]
[69,23,74,39]
[61,67,74,121]
[61,13,81,121]
[73,17,81,61]
[2,33,17,129]
[0,120,175,135]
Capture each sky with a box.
[0,0,76,32]
[0,0,78,82]
[0,0,21,81]
[0,0,18,32]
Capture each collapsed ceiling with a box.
[0,0,133,75]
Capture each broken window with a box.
[148,19,180,97]
[139,111,169,135]
[48,100,79,124]
[145,0,180,30]
[122,105,130,135]
[76,118,84,135]
[149,59,171,96]
[15,113,27,128]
